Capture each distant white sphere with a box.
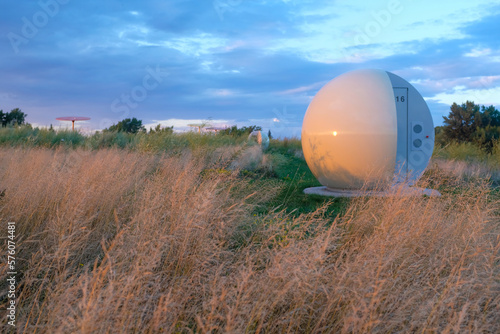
[302,69,434,190]
[249,130,269,149]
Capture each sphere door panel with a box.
[393,87,408,182]
[387,71,434,184]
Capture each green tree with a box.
[9,108,27,126]
[442,101,479,142]
[149,124,173,134]
[480,105,500,127]
[219,125,262,137]
[0,108,27,127]
[473,125,500,150]
[440,101,500,151]
[106,117,145,133]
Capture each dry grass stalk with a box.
[0,147,498,333]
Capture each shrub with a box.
[433,141,488,162]
[438,101,500,151]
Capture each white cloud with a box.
[275,81,326,95]
[116,27,231,57]
[214,89,234,96]
[464,48,492,57]
[144,118,234,132]
[268,0,497,63]
[117,24,150,40]
[428,85,500,106]
[412,75,500,93]
[463,48,500,62]
[160,33,229,57]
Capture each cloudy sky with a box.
[1,0,500,136]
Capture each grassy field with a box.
[0,131,499,333]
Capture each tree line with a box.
[104,118,262,137]
[0,108,27,127]
[436,101,500,151]
[3,103,499,150]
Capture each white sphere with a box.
[302,69,434,190]
[249,130,269,149]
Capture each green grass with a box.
[2,126,498,219]
[0,126,255,152]
[0,127,85,147]
[433,140,500,165]
[0,127,348,218]
[1,134,499,333]
[247,138,351,218]
[433,141,488,161]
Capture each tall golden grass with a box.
[1,147,499,333]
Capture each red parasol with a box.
[56,116,91,131]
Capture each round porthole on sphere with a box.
[301,69,440,197]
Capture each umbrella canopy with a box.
[56,116,91,130]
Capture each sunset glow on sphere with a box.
[302,69,434,190]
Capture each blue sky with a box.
[1,0,500,136]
